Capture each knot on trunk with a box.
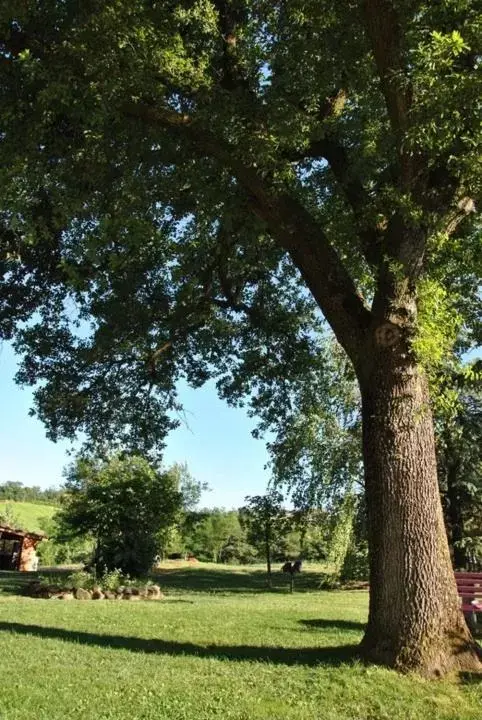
[375,322,401,347]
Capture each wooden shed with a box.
[0,524,46,571]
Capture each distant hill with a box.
[0,501,57,534]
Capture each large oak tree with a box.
[1,1,481,675]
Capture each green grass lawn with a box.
[0,564,480,720]
[0,500,56,533]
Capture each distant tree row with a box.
[166,504,332,567]
[158,490,345,569]
[0,481,63,505]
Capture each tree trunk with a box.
[358,349,481,676]
[265,528,272,588]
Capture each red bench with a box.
[455,572,482,618]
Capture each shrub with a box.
[58,454,183,576]
[318,572,342,590]
[66,570,95,590]
[100,568,126,591]
[37,574,66,590]
[340,540,369,582]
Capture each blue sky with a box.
[0,341,271,508]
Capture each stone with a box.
[75,587,92,600]
[103,591,116,600]
[146,585,163,599]
[123,593,140,601]
[59,592,74,600]
[42,586,63,599]
[92,588,105,600]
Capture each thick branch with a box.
[217,268,253,315]
[215,270,263,323]
[212,0,249,92]
[363,0,417,191]
[443,196,477,237]
[124,102,372,361]
[285,137,382,266]
[363,0,411,138]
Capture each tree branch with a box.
[214,269,262,322]
[285,137,382,267]
[363,0,411,138]
[124,102,372,361]
[443,196,477,237]
[212,0,250,92]
[363,0,417,191]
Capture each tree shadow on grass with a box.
[299,619,366,632]
[459,672,482,685]
[0,573,33,596]
[0,621,360,667]
[0,581,23,596]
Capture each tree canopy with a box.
[1,1,479,453]
[57,454,183,575]
[241,490,290,585]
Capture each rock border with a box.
[24,580,164,601]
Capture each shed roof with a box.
[0,524,47,541]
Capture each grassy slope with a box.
[0,500,57,533]
[0,565,480,720]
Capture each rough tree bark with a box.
[357,326,481,675]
